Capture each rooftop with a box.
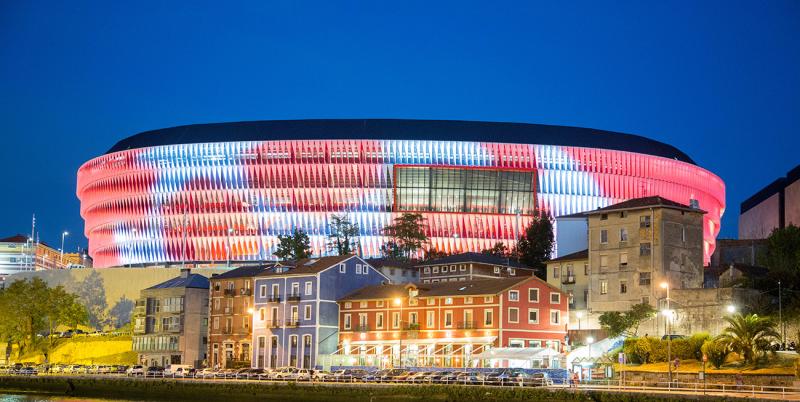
[211,265,268,280]
[147,272,210,290]
[547,249,589,263]
[105,119,696,164]
[585,196,704,215]
[415,252,532,269]
[256,255,356,277]
[340,277,533,300]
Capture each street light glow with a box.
[394,297,402,306]
[726,305,736,313]
[660,281,669,289]
[247,308,255,315]
[586,336,594,344]
[576,312,583,318]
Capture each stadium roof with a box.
[106,119,696,164]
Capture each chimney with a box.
[180,268,191,278]
[689,198,700,209]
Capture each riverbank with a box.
[0,376,779,402]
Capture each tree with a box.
[701,340,729,369]
[598,303,656,337]
[762,225,800,290]
[327,214,359,256]
[274,228,312,261]
[71,271,109,330]
[481,242,510,257]
[381,213,429,260]
[716,313,779,365]
[515,211,554,275]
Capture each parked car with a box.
[234,368,265,379]
[527,372,552,387]
[390,370,413,382]
[406,371,433,383]
[214,369,235,378]
[195,368,217,378]
[310,369,331,381]
[269,367,298,380]
[286,368,312,381]
[126,365,144,376]
[485,368,534,385]
[145,366,164,377]
[330,368,369,382]
[164,364,193,377]
[18,366,38,375]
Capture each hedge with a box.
[623,334,710,364]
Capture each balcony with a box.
[265,320,281,328]
[403,323,420,331]
[562,275,576,284]
[285,320,300,328]
[286,293,302,302]
[457,321,476,330]
[240,288,252,296]
[267,295,281,303]
[224,288,236,297]
[355,325,370,332]
[223,327,233,334]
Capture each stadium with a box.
[76,119,725,268]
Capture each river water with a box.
[1,394,143,402]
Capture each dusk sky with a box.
[1,1,798,252]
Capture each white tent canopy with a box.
[473,347,560,360]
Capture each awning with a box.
[472,347,561,360]
[348,336,497,346]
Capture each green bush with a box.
[701,340,728,369]
[622,334,709,364]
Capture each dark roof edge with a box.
[740,163,800,215]
[103,119,696,165]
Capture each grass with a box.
[2,334,136,365]
[617,353,798,375]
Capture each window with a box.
[339,264,346,273]
[600,213,608,220]
[259,285,267,298]
[343,314,351,330]
[620,228,628,242]
[528,288,539,302]
[344,302,352,309]
[600,230,608,244]
[621,211,628,218]
[450,265,456,272]
[426,311,435,328]
[424,267,430,274]
[681,226,686,243]
[493,266,500,274]
[460,264,466,271]
[291,282,300,296]
[550,310,561,325]
[484,296,494,303]
[508,307,519,323]
[433,267,439,273]
[620,280,628,294]
[600,255,608,270]
[508,290,519,301]
[355,264,362,274]
[550,293,560,304]
[359,301,367,308]
[271,284,279,298]
[600,280,608,295]
[304,305,312,320]
[213,317,219,329]
[444,297,453,305]
[409,312,418,325]
[640,242,651,256]
[484,309,493,326]
[584,263,590,275]
[640,215,651,228]
[392,312,400,328]
[528,308,539,324]
[259,308,265,321]
[214,298,220,311]
[639,272,651,286]
[358,313,368,328]
[426,297,435,306]
[376,313,384,329]
[509,269,515,275]
[377,300,384,307]
[464,297,473,304]
[444,311,453,327]
[305,281,313,295]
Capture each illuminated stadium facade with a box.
[76,119,725,268]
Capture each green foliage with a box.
[701,340,729,369]
[623,334,710,364]
[327,214,360,256]
[381,213,429,260]
[598,303,656,337]
[716,313,780,365]
[762,225,800,290]
[633,337,652,364]
[274,229,312,261]
[481,242,510,257]
[515,211,554,274]
[69,270,108,329]
[0,278,88,359]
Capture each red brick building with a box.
[336,276,568,369]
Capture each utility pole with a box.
[778,280,783,347]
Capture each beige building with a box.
[545,249,591,329]
[585,196,705,317]
[132,269,210,368]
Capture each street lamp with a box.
[576,311,583,331]
[586,336,594,381]
[394,297,403,368]
[726,305,736,314]
[60,231,69,266]
[660,281,673,386]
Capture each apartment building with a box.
[208,265,265,369]
[416,252,534,284]
[336,276,568,369]
[132,269,209,367]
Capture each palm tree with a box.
[716,313,779,365]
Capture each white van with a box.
[164,364,193,377]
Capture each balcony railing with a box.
[457,321,476,329]
[562,275,576,284]
[403,323,420,331]
[356,324,370,332]
[267,295,281,303]
[224,289,236,297]
[285,320,300,328]
[286,293,302,302]
[265,320,281,328]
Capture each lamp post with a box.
[576,311,583,331]
[394,297,403,368]
[778,280,783,348]
[586,336,594,381]
[660,281,672,387]
[60,231,69,266]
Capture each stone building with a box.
[585,196,705,316]
[416,252,534,284]
[208,265,265,369]
[545,249,590,322]
[132,269,209,368]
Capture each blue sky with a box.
[1,1,798,251]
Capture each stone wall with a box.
[622,370,797,387]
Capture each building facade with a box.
[208,265,264,369]
[585,197,705,315]
[365,258,419,284]
[132,269,209,367]
[76,119,725,268]
[0,235,74,277]
[739,164,800,239]
[545,249,590,328]
[335,277,568,369]
[251,255,388,369]
[416,252,534,283]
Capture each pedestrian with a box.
[571,372,579,388]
